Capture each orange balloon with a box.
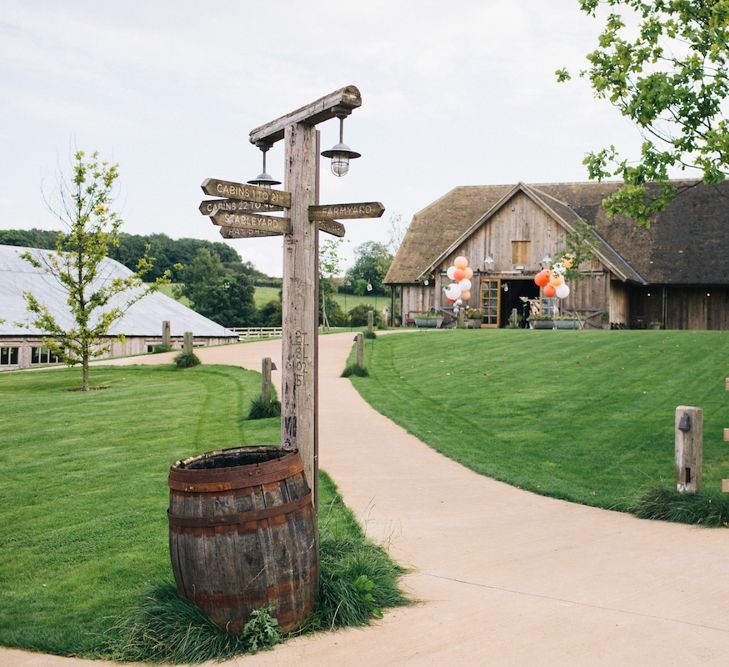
[464,267,473,279]
[543,283,557,298]
[549,272,564,287]
[454,256,468,269]
[453,268,466,281]
[534,269,550,287]
[461,290,471,301]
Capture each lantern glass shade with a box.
[321,142,361,178]
[247,171,281,187]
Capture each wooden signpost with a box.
[199,85,382,511]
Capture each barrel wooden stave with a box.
[168,447,318,633]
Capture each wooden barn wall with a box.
[609,281,630,324]
[401,285,434,318]
[630,286,729,330]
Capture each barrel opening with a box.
[179,446,289,471]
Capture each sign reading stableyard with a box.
[219,227,282,239]
[199,199,284,216]
[201,178,292,208]
[317,219,345,238]
[308,202,384,221]
[212,211,292,235]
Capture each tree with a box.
[179,249,256,327]
[22,151,166,391]
[557,0,729,225]
[343,241,393,296]
[319,239,344,329]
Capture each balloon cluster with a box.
[444,256,473,314]
[534,259,571,299]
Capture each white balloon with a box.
[555,283,570,299]
[447,266,457,280]
[456,298,463,305]
[458,278,472,291]
[443,283,462,301]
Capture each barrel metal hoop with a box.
[168,456,304,492]
[168,492,312,528]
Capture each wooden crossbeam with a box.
[249,85,362,146]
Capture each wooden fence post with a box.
[457,309,465,329]
[367,310,374,335]
[675,405,703,493]
[262,357,273,403]
[162,321,171,348]
[355,332,364,368]
[183,331,193,354]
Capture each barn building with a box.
[0,245,237,370]
[385,180,729,329]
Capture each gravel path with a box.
[4,333,729,666]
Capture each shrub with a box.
[348,304,380,327]
[341,363,369,378]
[174,351,201,369]
[633,488,729,527]
[151,344,173,354]
[364,331,377,340]
[247,394,281,420]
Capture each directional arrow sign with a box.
[201,178,292,208]
[317,219,345,238]
[308,202,385,221]
[219,226,282,239]
[212,211,292,234]
[199,199,284,216]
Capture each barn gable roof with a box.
[385,180,729,286]
[0,245,236,338]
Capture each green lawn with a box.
[0,365,403,658]
[350,329,729,511]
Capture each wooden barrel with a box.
[168,446,318,633]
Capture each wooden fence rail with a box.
[228,327,283,341]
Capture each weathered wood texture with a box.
[162,320,171,348]
[168,447,318,634]
[609,281,630,324]
[309,202,384,221]
[629,286,729,330]
[262,357,273,403]
[723,479,729,493]
[675,406,703,493]
[212,211,291,234]
[723,428,729,442]
[183,331,193,354]
[355,332,364,367]
[281,122,318,505]
[367,310,374,335]
[201,179,292,208]
[199,199,283,215]
[219,227,281,239]
[249,85,362,146]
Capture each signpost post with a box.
[199,85,383,511]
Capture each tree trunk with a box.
[82,348,90,392]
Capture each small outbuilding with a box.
[0,245,237,370]
[385,180,729,329]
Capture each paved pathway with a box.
[4,332,729,666]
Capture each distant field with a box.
[158,282,389,315]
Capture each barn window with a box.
[512,241,531,265]
[0,347,19,365]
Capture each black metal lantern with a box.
[321,109,361,177]
[247,142,281,187]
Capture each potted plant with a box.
[553,316,582,330]
[530,315,554,330]
[466,307,482,328]
[648,320,662,330]
[414,310,444,328]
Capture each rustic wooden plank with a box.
[212,211,292,234]
[162,320,171,348]
[355,332,364,367]
[318,219,345,238]
[281,122,318,503]
[308,201,385,221]
[367,310,374,335]
[183,331,193,354]
[262,357,273,403]
[249,85,362,146]
[724,427,729,442]
[675,406,703,493]
[201,178,292,208]
[722,479,729,493]
[199,198,283,216]
[219,226,282,239]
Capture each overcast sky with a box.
[1,0,655,276]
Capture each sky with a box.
[0,0,653,276]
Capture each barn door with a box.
[480,278,501,327]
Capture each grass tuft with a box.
[174,351,201,368]
[633,488,729,527]
[364,331,377,340]
[247,394,282,419]
[341,364,369,378]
